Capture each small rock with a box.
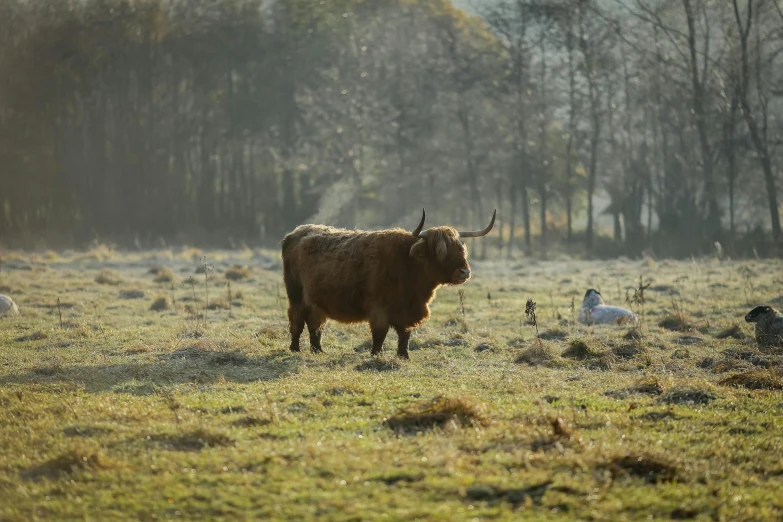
[120,290,145,299]
[474,343,492,353]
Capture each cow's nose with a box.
[460,268,471,279]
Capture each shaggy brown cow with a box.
[281,209,496,359]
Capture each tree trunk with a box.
[732,0,782,247]
[565,11,577,244]
[508,179,517,258]
[521,184,531,252]
[538,26,548,254]
[683,0,720,240]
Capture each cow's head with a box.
[745,305,774,323]
[409,209,496,285]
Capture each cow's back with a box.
[281,225,414,323]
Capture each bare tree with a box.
[730,0,782,247]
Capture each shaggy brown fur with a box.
[281,215,492,359]
[745,305,783,349]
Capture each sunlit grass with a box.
[0,250,782,520]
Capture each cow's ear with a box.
[410,239,428,258]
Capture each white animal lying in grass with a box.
[0,295,19,316]
[577,289,637,326]
[744,305,783,349]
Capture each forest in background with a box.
[0,0,781,258]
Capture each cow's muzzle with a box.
[452,268,471,284]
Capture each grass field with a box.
[1,247,782,521]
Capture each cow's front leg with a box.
[306,308,326,354]
[370,326,389,356]
[369,310,389,356]
[394,327,411,360]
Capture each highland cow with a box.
[281,209,496,359]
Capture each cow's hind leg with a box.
[394,327,412,360]
[370,326,389,356]
[283,263,305,353]
[306,308,326,354]
[287,305,306,352]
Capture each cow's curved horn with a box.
[411,208,426,236]
[458,209,497,238]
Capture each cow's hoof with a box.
[310,346,324,354]
[370,350,383,357]
[396,351,410,360]
[289,345,301,353]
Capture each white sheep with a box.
[577,289,637,326]
[0,295,19,316]
[744,305,783,349]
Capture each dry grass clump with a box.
[385,396,488,433]
[715,324,746,340]
[721,348,769,367]
[591,354,618,371]
[152,267,175,283]
[23,445,117,481]
[355,359,402,372]
[209,351,250,365]
[474,342,493,353]
[33,364,63,376]
[206,299,230,310]
[607,452,679,484]
[562,339,601,360]
[623,329,643,341]
[149,429,234,452]
[514,342,561,367]
[258,324,287,340]
[149,297,170,311]
[63,425,113,438]
[465,481,559,506]
[712,359,754,374]
[94,269,122,285]
[673,335,703,346]
[605,377,664,399]
[225,264,250,281]
[539,328,567,341]
[718,371,783,390]
[232,416,272,428]
[658,387,717,405]
[78,243,115,262]
[15,331,48,342]
[612,343,645,359]
[119,289,145,299]
[658,314,693,332]
[166,345,249,366]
